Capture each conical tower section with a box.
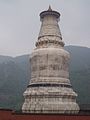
[22,6,79,114]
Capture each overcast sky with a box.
[0,0,90,56]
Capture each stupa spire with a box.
[37,6,63,48]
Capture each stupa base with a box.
[22,103,80,114]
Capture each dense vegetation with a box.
[0,46,90,110]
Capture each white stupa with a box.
[22,6,79,114]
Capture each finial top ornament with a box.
[48,5,52,11]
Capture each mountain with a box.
[65,46,90,71]
[0,46,90,110]
[0,55,30,110]
[0,55,13,64]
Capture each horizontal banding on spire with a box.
[27,83,72,88]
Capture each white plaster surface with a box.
[22,8,79,113]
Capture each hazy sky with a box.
[0,0,90,56]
